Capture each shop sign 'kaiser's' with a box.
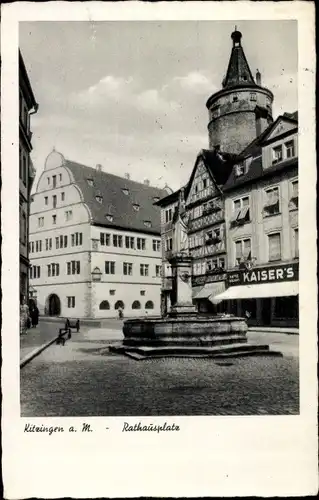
[228,263,299,286]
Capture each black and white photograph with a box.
[1,2,317,498]
[19,19,301,417]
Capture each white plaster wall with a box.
[35,282,89,319]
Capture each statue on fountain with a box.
[173,187,190,257]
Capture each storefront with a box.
[192,272,227,314]
[212,262,299,327]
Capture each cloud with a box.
[171,71,217,95]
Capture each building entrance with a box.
[261,298,272,325]
[48,294,61,316]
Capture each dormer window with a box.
[285,140,295,159]
[143,220,152,228]
[153,196,160,203]
[87,178,94,187]
[96,192,103,204]
[133,203,140,211]
[122,188,129,195]
[105,213,113,222]
[235,163,245,177]
[272,145,283,164]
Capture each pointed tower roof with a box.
[223,29,256,88]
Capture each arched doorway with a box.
[47,294,61,316]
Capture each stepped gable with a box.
[65,160,167,234]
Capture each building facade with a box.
[19,51,38,303]
[157,29,298,327]
[29,150,167,319]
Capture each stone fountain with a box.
[109,193,281,360]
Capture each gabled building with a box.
[218,113,298,327]
[29,149,167,319]
[19,51,38,304]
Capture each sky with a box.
[20,20,298,192]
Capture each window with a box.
[145,300,154,310]
[96,194,103,203]
[274,296,298,319]
[53,195,57,208]
[140,290,146,296]
[165,238,173,251]
[64,235,68,247]
[235,238,251,265]
[100,233,110,246]
[71,232,82,247]
[87,178,94,187]
[152,239,161,252]
[140,264,149,276]
[155,265,161,277]
[20,212,27,244]
[45,238,49,251]
[38,217,44,228]
[47,177,50,185]
[132,300,141,310]
[290,180,298,210]
[232,196,250,225]
[52,175,57,188]
[285,140,295,159]
[144,220,152,228]
[294,228,299,258]
[250,93,257,101]
[232,94,238,102]
[109,290,116,296]
[59,235,64,248]
[272,145,283,164]
[113,234,123,248]
[61,192,65,201]
[137,238,146,250]
[52,215,57,225]
[133,204,140,211]
[59,174,62,182]
[125,236,135,249]
[235,163,245,177]
[67,296,75,308]
[30,266,41,279]
[122,188,129,195]
[123,262,133,276]
[22,156,27,185]
[105,261,115,274]
[264,187,280,216]
[165,208,173,223]
[67,261,81,275]
[99,300,110,310]
[44,196,48,205]
[65,210,73,221]
[268,233,281,262]
[47,263,60,277]
[114,300,124,310]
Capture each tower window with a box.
[250,93,257,101]
[232,94,238,102]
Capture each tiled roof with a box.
[65,160,167,234]
[223,157,298,192]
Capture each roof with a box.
[223,31,256,89]
[223,156,298,192]
[200,149,239,186]
[154,188,181,208]
[283,111,298,121]
[19,50,37,109]
[65,160,167,235]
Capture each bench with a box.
[56,328,72,346]
[65,319,80,332]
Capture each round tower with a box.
[206,30,274,155]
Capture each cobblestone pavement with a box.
[20,326,299,417]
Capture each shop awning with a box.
[193,281,225,300]
[211,281,299,304]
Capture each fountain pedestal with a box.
[168,253,196,316]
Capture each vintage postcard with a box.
[1,1,317,498]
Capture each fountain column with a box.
[168,252,196,316]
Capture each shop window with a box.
[241,299,257,319]
[99,300,110,310]
[274,296,298,319]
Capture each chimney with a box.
[256,69,261,86]
[124,172,130,180]
[96,164,102,172]
[143,179,150,186]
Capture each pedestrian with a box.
[30,304,39,328]
[20,296,29,335]
[118,306,123,320]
